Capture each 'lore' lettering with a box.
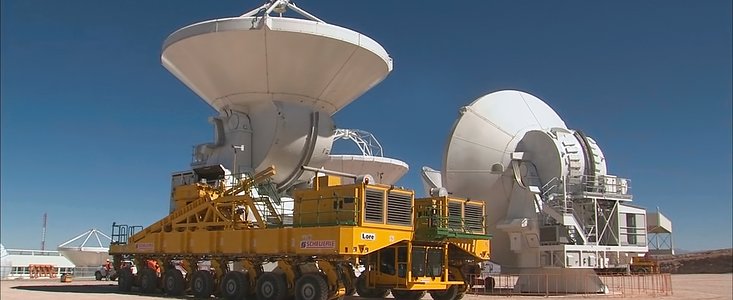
[361,233,376,241]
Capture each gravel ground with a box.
[1,274,730,300]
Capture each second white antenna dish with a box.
[443,90,567,197]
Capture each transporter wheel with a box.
[139,268,159,294]
[338,265,357,296]
[355,273,389,298]
[257,272,288,300]
[483,277,495,291]
[191,270,215,298]
[429,285,464,300]
[295,273,328,300]
[345,287,356,296]
[163,269,185,296]
[221,271,250,300]
[344,281,356,297]
[95,271,103,281]
[391,290,426,300]
[117,268,133,292]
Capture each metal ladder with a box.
[254,180,283,225]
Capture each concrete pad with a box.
[1,274,731,300]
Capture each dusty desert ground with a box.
[1,273,730,300]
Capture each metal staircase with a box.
[253,179,284,226]
[531,176,591,245]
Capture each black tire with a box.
[191,270,215,298]
[354,273,390,298]
[95,271,103,281]
[484,277,495,291]
[257,272,289,300]
[118,268,133,292]
[295,273,328,300]
[339,266,356,296]
[344,282,356,297]
[430,285,463,300]
[139,268,159,294]
[391,290,426,300]
[221,271,250,300]
[163,269,185,296]
[354,273,369,297]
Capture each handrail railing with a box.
[290,195,360,227]
[414,197,490,240]
[568,174,632,196]
[111,223,143,245]
[541,177,562,197]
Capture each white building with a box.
[2,247,75,279]
[1,244,11,278]
[0,229,111,279]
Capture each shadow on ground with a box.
[11,285,366,300]
[11,283,190,299]
[13,284,120,294]
[11,284,184,298]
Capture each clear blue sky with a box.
[1,1,731,252]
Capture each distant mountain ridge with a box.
[654,248,732,274]
[673,248,692,254]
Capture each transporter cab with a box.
[109,166,491,300]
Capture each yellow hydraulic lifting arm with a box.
[127,166,279,243]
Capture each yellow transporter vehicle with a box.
[109,166,490,300]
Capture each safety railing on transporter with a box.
[111,223,143,245]
[414,197,489,240]
[110,166,487,243]
[287,196,360,227]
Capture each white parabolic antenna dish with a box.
[162,14,393,188]
[444,90,566,194]
[57,229,111,267]
[437,89,649,293]
[443,90,567,264]
[162,17,392,114]
[323,155,408,185]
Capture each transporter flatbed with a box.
[109,166,490,300]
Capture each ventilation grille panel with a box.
[364,189,384,223]
[387,191,412,226]
[464,204,484,232]
[448,202,462,229]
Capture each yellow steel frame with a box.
[363,241,466,291]
[109,169,491,298]
[111,171,419,258]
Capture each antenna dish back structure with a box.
[443,90,567,197]
[424,90,652,293]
